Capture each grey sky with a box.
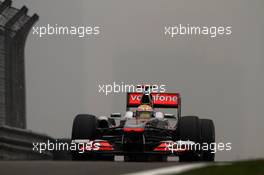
[13,0,264,161]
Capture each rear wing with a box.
[126,92,181,118]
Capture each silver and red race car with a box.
[71,90,215,162]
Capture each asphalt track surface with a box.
[0,161,183,175]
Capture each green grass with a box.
[178,160,264,175]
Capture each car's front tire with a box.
[200,119,215,161]
[71,114,97,160]
[178,116,201,162]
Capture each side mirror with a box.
[111,113,121,118]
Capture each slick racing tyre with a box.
[178,116,201,162]
[200,119,215,161]
[71,114,97,160]
[72,114,97,140]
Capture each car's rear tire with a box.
[71,114,97,160]
[178,116,201,162]
[200,119,215,161]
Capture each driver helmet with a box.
[136,105,154,119]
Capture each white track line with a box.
[125,163,209,175]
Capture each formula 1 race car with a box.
[71,90,215,162]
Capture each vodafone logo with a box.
[128,93,178,106]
